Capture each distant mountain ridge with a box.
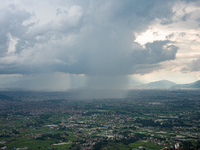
[172,80,200,89]
[138,80,177,89]
[0,94,13,101]
[133,80,200,89]
[0,80,200,91]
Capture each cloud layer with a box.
[0,1,177,75]
[0,0,200,90]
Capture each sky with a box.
[0,0,200,91]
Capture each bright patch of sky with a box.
[133,1,200,84]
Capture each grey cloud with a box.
[180,57,200,73]
[129,41,178,74]
[131,63,161,75]
[189,59,200,71]
[183,0,200,3]
[160,0,200,25]
[166,33,175,39]
[38,40,178,76]
[181,13,192,21]
[180,67,191,73]
[142,41,178,63]
[0,0,179,77]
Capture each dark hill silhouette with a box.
[0,94,13,101]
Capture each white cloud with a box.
[7,33,19,55]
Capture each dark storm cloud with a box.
[0,0,178,77]
[131,41,178,65]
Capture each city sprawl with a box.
[0,90,200,150]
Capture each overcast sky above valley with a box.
[0,0,200,91]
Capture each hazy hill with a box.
[138,80,177,89]
[0,93,13,101]
[173,80,200,89]
[191,80,200,88]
